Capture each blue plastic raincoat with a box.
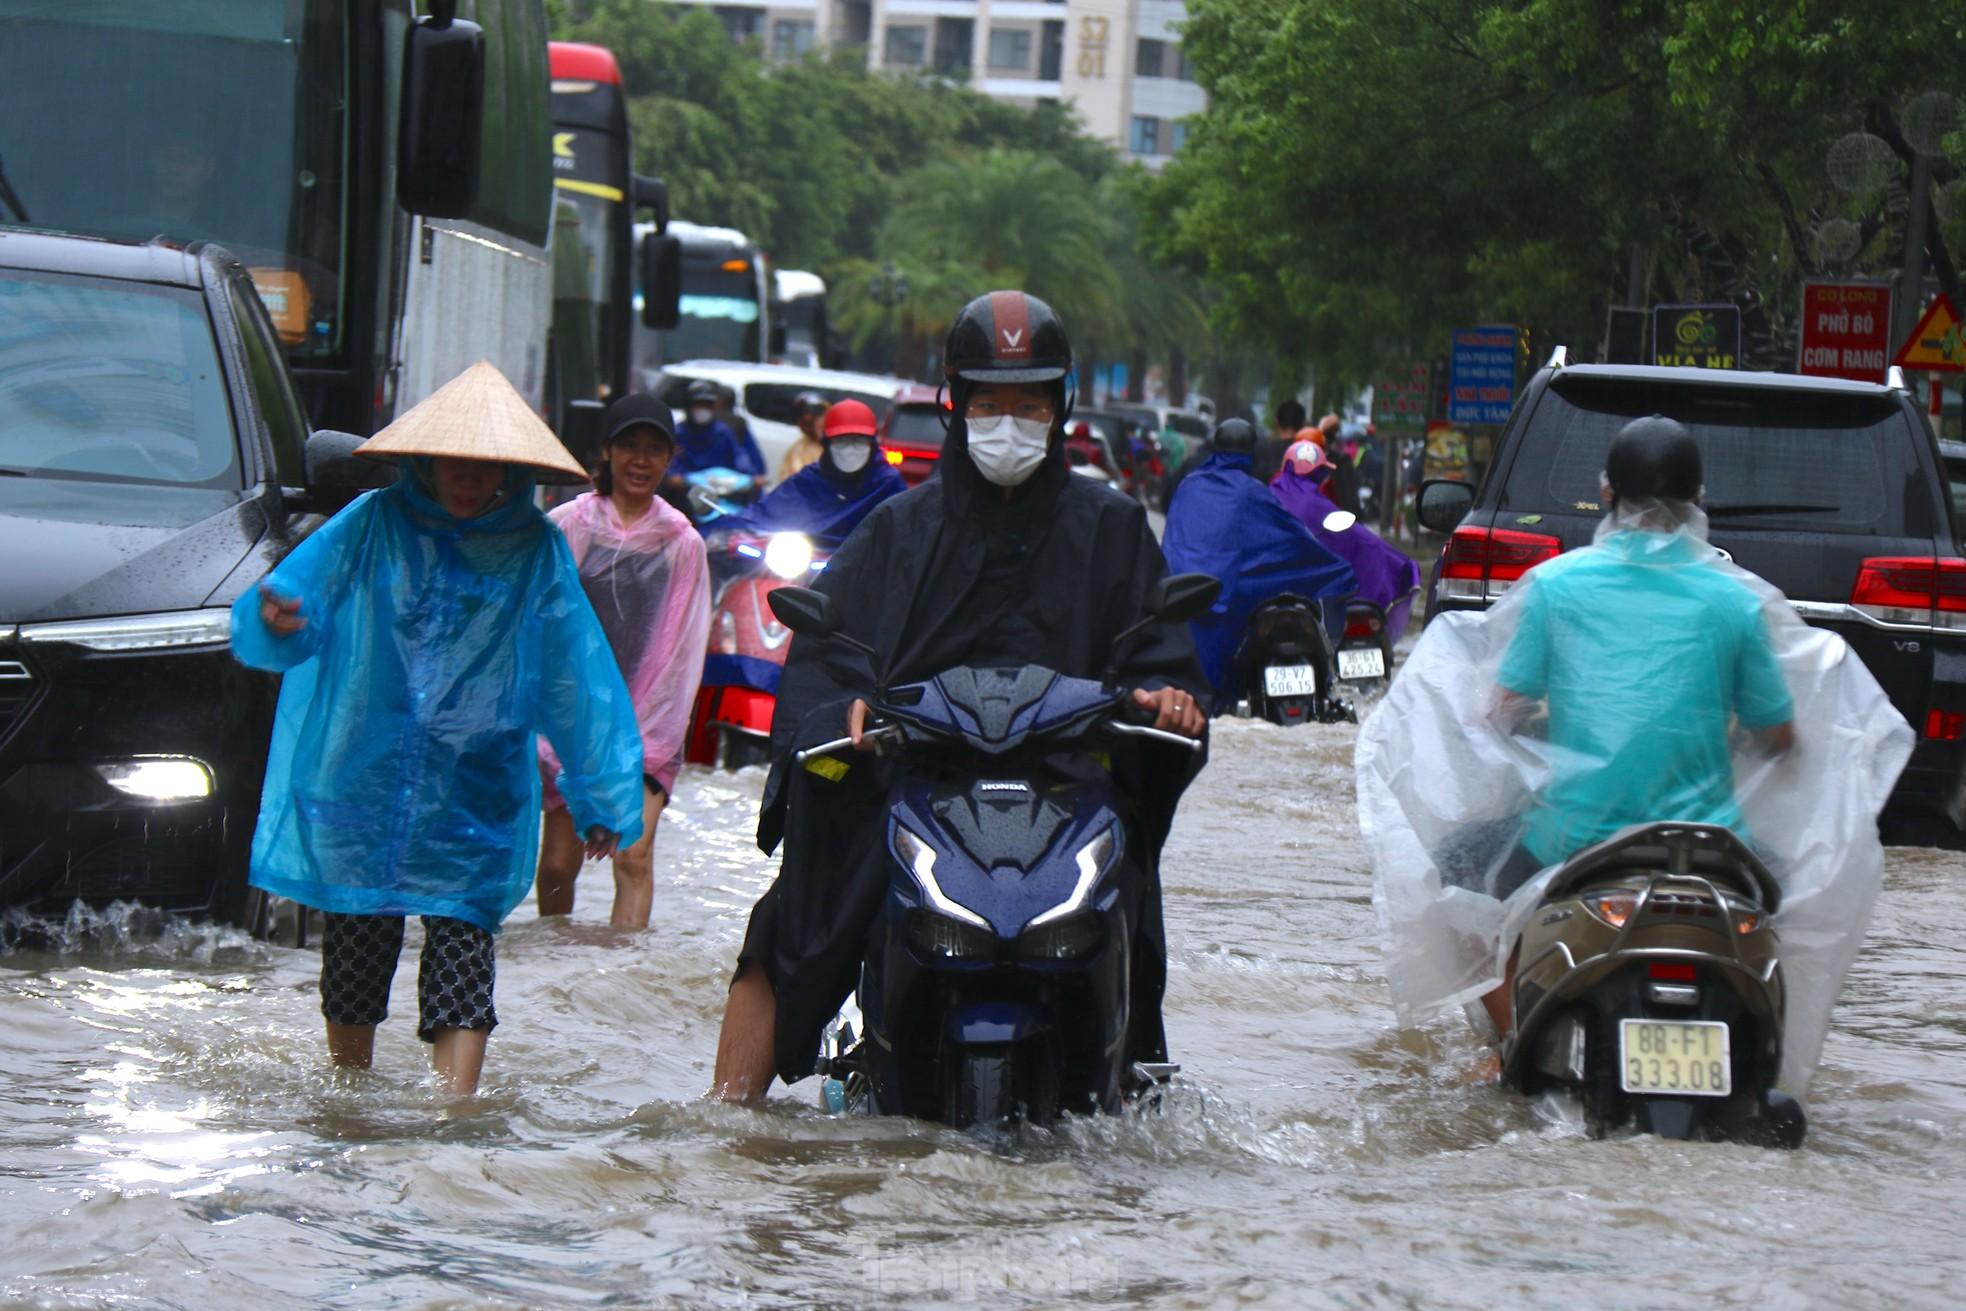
[712,453,906,546]
[1162,450,1357,707]
[231,463,646,931]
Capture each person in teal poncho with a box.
[231,362,645,1094]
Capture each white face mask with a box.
[688,407,713,427]
[829,438,873,474]
[966,414,1051,487]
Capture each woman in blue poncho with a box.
[231,362,645,1095]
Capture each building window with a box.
[771,20,815,60]
[988,27,1033,71]
[933,17,973,75]
[884,23,927,67]
[1169,118,1190,153]
[1129,115,1161,156]
[1135,37,1164,78]
[1175,46,1195,81]
[712,6,762,43]
[1039,19,1063,80]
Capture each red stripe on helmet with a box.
[988,291,1033,362]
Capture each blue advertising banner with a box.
[1449,325,1520,425]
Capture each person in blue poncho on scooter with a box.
[230,362,646,1096]
[1162,417,1356,712]
[709,399,906,546]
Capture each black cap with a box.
[1212,417,1258,455]
[1606,414,1701,501]
[793,389,828,417]
[685,379,718,403]
[601,393,676,447]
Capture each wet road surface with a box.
[4,712,1966,1307]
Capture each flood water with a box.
[5,712,1966,1308]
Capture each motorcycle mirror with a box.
[1416,479,1475,534]
[1322,510,1357,533]
[766,587,838,637]
[768,587,884,663]
[1151,573,1222,625]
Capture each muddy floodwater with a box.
[4,712,1966,1308]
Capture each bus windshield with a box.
[670,265,762,362]
[0,1,348,360]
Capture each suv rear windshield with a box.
[0,269,239,488]
[1513,376,1913,533]
[886,403,947,449]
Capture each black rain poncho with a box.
[745,420,1210,1083]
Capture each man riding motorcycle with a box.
[1162,418,1355,713]
[709,291,1210,1103]
[711,399,906,545]
[667,379,763,495]
[1357,415,1911,1095]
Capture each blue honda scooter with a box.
[768,574,1218,1127]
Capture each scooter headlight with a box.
[763,533,814,580]
[1025,828,1118,929]
[1016,913,1106,961]
[907,909,996,960]
[893,824,988,928]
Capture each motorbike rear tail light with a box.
[1648,961,1698,982]
[1344,613,1383,640]
[1439,526,1561,603]
[1850,557,1966,629]
[1926,709,1965,741]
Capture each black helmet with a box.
[793,389,828,419]
[1606,415,1701,502]
[944,291,1072,384]
[1212,417,1257,455]
[685,379,718,405]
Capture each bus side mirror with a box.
[632,174,669,232]
[641,232,682,330]
[398,15,485,219]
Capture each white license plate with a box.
[1619,1019,1731,1097]
[1262,664,1317,697]
[1336,647,1386,681]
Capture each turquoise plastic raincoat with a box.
[231,463,645,931]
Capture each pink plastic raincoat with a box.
[539,492,712,801]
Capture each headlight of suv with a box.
[763,533,814,580]
[20,609,233,652]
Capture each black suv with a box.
[0,231,374,926]
[1418,354,1961,835]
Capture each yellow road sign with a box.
[1893,293,1966,373]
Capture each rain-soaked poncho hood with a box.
[1163,450,1356,706]
[231,461,646,931]
[1356,502,1913,1093]
[711,453,905,546]
[1270,467,1421,640]
[539,492,711,798]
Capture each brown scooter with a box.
[1501,822,1806,1147]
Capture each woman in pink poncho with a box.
[537,395,712,927]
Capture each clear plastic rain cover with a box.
[1357,502,1914,1094]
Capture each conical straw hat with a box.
[357,361,589,484]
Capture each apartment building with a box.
[669,0,1202,168]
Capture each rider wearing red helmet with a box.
[710,398,906,545]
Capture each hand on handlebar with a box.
[1132,686,1207,739]
[848,699,877,751]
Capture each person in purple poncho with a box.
[1271,438,1423,644]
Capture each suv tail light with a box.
[1439,526,1561,603]
[1849,557,1966,630]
